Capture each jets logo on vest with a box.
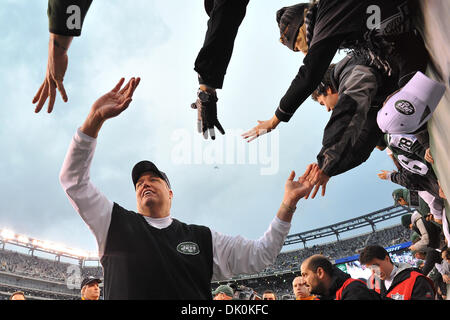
[177,242,200,255]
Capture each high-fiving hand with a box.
[282,170,314,208]
[81,77,140,138]
[33,34,73,113]
[242,116,280,143]
[90,77,140,120]
[301,163,330,199]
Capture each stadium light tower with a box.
[1,229,15,240]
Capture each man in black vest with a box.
[59,77,314,299]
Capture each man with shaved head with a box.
[300,255,380,300]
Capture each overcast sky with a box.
[0,0,401,257]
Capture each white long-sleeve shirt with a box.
[59,129,291,281]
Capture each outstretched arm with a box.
[33,0,93,113]
[33,33,73,113]
[59,77,140,257]
[211,170,313,280]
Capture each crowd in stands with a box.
[0,224,410,286]
[0,250,69,282]
[0,249,102,284]
[258,225,411,276]
[2,218,448,300]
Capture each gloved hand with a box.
[191,89,225,140]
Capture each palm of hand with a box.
[91,77,140,121]
[92,92,127,119]
[286,179,312,201]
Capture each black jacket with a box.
[275,0,425,122]
[381,266,435,300]
[317,54,396,177]
[318,266,381,300]
[48,0,92,36]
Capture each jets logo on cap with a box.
[177,242,200,255]
[394,100,415,115]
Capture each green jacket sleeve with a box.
[48,0,93,36]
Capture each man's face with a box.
[135,172,172,211]
[397,198,408,206]
[292,276,310,298]
[213,292,232,300]
[82,282,100,300]
[301,264,326,295]
[262,293,276,300]
[294,24,308,54]
[364,256,393,281]
[316,91,339,112]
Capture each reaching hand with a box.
[90,77,140,121]
[81,77,140,138]
[33,34,73,113]
[302,163,330,199]
[191,89,225,140]
[242,116,280,143]
[282,170,314,208]
[377,170,393,180]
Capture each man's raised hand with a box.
[306,163,330,199]
[282,170,314,208]
[81,77,140,138]
[90,77,140,120]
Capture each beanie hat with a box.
[276,3,310,51]
[213,285,234,297]
[204,0,213,16]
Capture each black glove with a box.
[191,89,225,140]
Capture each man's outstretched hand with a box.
[283,170,314,209]
[242,116,280,143]
[33,33,73,113]
[81,77,140,138]
[377,170,393,181]
[301,163,330,199]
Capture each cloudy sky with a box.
[0,0,403,257]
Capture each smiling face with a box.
[135,171,173,218]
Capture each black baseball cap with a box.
[81,276,102,288]
[132,160,171,189]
